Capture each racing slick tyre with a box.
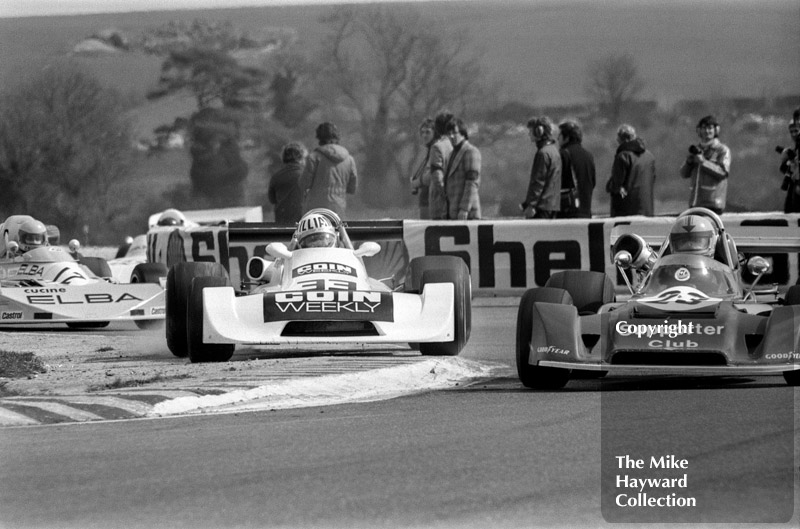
[544,271,614,379]
[66,321,110,329]
[783,285,800,306]
[418,258,471,356]
[131,263,168,284]
[516,287,572,390]
[782,286,800,385]
[404,255,470,295]
[79,256,113,279]
[166,262,229,358]
[544,270,615,315]
[187,276,235,363]
[131,263,169,330]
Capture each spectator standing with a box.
[605,124,656,217]
[409,118,435,219]
[428,112,454,220]
[267,142,306,224]
[444,118,481,220]
[522,116,561,219]
[301,122,358,217]
[558,120,596,218]
[679,115,731,215]
[779,110,800,213]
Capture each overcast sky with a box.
[1,0,463,18]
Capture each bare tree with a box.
[316,6,488,206]
[585,52,645,123]
[0,63,134,243]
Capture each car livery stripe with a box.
[263,291,394,322]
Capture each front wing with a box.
[0,283,165,324]
[199,284,455,345]
[526,302,800,374]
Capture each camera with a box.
[775,145,797,158]
[688,144,702,155]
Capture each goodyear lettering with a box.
[292,262,356,278]
[25,293,143,305]
[1,311,23,320]
[264,291,394,322]
[536,345,570,355]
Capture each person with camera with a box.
[605,124,656,217]
[778,111,800,213]
[521,116,561,219]
[679,115,731,215]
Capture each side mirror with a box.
[68,239,81,253]
[7,240,19,254]
[266,242,292,260]
[354,241,381,258]
[746,256,771,276]
[246,256,273,282]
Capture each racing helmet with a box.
[669,215,718,257]
[157,208,186,226]
[18,218,47,252]
[295,213,338,249]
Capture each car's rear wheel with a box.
[781,286,800,385]
[79,257,113,279]
[783,285,800,306]
[166,262,228,358]
[131,263,167,284]
[516,287,572,389]
[417,257,471,356]
[187,276,235,363]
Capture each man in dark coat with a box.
[558,120,596,218]
[301,122,358,216]
[267,142,306,224]
[605,124,656,217]
[522,116,561,219]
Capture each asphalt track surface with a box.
[0,301,798,529]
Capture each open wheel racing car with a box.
[516,207,800,389]
[166,209,471,362]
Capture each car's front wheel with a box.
[166,262,228,358]
[417,257,471,356]
[187,276,235,363]
[516,287,572,390]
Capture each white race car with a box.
[0,244,165,329]
[166,209,471,362]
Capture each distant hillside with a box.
[1,0,798,106]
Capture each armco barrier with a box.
[147,213,800,296]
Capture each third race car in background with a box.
[516,207,800,389]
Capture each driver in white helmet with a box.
[668,214,719,257]
[0,215,49,258]
[295,212,339,249]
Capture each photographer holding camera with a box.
[778,110,800,213]
[679,115,731,215]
